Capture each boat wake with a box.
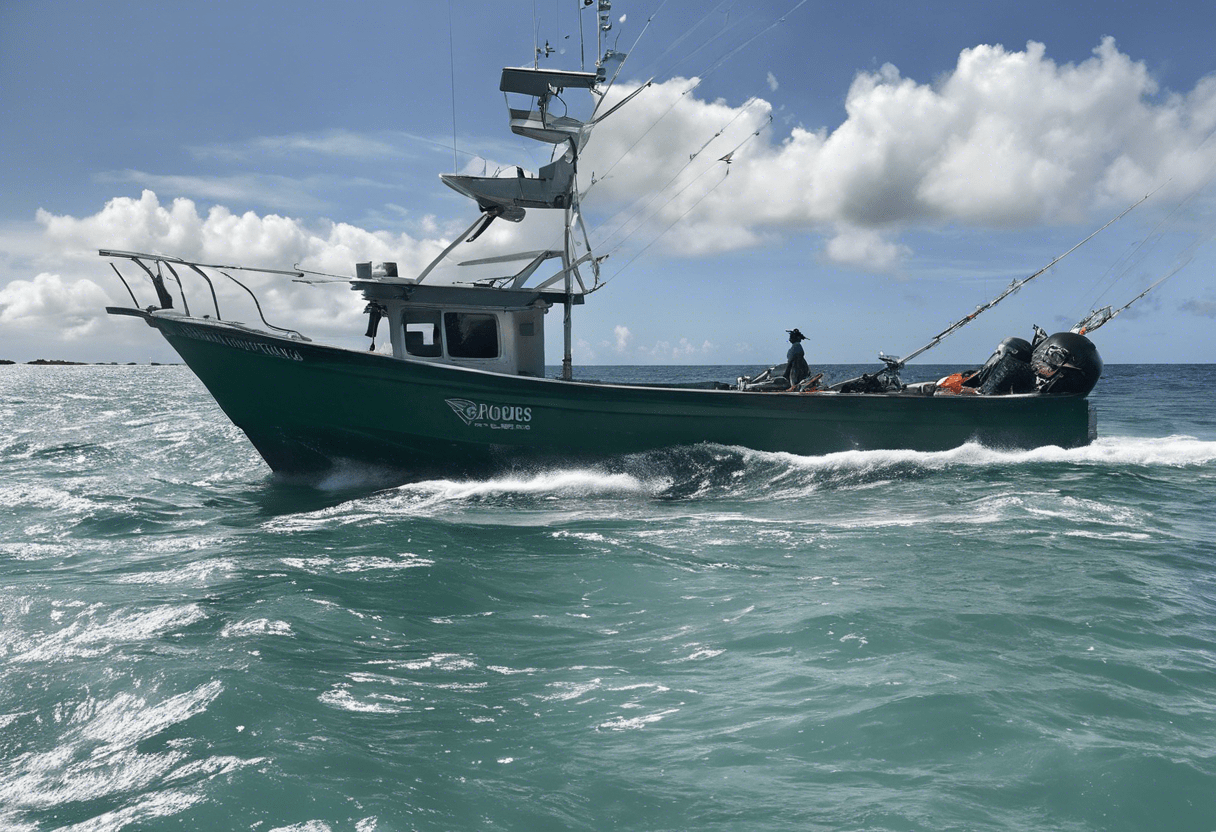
[270,434,1216,521]
[736,434,1216,473]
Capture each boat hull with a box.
[150,315,1096,479]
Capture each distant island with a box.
[0,359,181,366]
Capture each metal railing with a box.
[99,250,307,340]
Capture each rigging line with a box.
[627,0,734,81]
[667,10,760,79]
[587,76,703,189]
[586,0,803,192]
[891,183,1167,368]
[587,95,760,229]
[595,125,768,283]
[1084,184,1191,309]
[590,103,766,251]
[1085,157,1216,314]
[596,167,732,288]
[1080,123,1216,314]
[654,4,755,83]
[448,0,459,171]
[1075,244,1203,335]
[590,0,669,122]
[695,0,811,82]
[1090,213,1216,331]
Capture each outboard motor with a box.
[1031,332,1103,395]
[975,336,1036,395]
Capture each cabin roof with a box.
[352,281,583,308]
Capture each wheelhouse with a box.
[354,269,582,377]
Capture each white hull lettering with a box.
[446,398,533,429]
[174,325,304,361]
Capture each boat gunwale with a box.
[131,308,1085,403]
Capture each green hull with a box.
[151,315,1095,478]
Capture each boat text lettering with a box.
[445,398,532,430]
[174,326,304,361]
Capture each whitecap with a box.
[220,618,294,638]
[598,708,680,731]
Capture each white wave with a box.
[82,681,224,748]
[597,707,680,731]
[551,530,608,542]
[12,604,208,664]
[397,468,653,504]
[0,682,225,819]
[278,553,434,574]
[487,665,541,675]
[55,789,203,832]
[0,483,99,514]
[662,644,725,663]
[318,685,409,714]
[399,653,477,672]
[220,618,295,638]
[267,468,655,528]
[115,557,237,586]
[827,489,1152,531]
[742,435,1216,473]
[542,678,603,702]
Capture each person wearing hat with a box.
[785,328,810,385]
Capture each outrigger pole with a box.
[1072,254,1195,335]
[880,185,1163,372]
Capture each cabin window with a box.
[403,309,442,357]
[444,312,499,359]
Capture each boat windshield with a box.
[444,312,499,359]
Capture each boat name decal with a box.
[445,398,532,430]
[174,325,304,361]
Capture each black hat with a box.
[787,328,805,341]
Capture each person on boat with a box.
[785,328,810,385]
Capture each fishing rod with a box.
[878,183,1164,372]
[1071,229,1209,335]
[1071,268,1180,336]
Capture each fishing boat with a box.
[100,1,1103,480]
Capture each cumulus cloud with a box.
[28,190,462,341]
[824,226,912,271]
[583,38,1216,270]
[635,337,715,361]
[766,71,779,92]
[0,273,112,339]
[8,37,1215,357]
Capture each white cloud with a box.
[0,273,113,339]
[583,39,1216,270]
[189,129,402,162]
[824,226,912,270]
[94,171,332,213]
[25,191,459,344]
[635,337,716,361]
[613,324,632,352]
[766,71,779,92]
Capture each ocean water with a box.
[2,363,1215,832]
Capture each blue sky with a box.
[2,0,1214,365]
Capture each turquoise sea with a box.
[2,363,1215,831]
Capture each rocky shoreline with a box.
[1,360,178,366]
